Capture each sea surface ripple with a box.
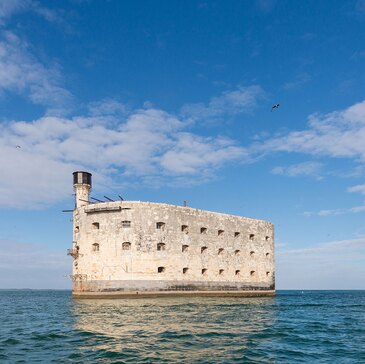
[1,290,364,363]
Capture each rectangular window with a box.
[122,221,131,228]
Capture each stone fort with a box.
[69,171,275,298]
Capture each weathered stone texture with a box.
[70,198,275,297]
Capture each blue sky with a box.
[1,0,365,289]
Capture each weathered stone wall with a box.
[71,201,275,296]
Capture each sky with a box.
[0,0,365,290]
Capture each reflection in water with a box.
[71,297,276,362]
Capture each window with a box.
[235,270,240,276]
[219,269,224,275]
[249,234,255,240]
[122,242,131,250]
[250,270,256,277]
[182,245,189,253]
[92,222,99,230]
[218,248,224,255]
[122,221,131,228]
[250,251,255,257]
[201,227,207,234]
[156,222,165,230]
[157,243,166,251]
[234,232,240,238]
[266,252,270,258]
[75,226,79,233]
[265,236,270,241]
[201,246,208,254]
[202,268,207,276]
[181,225,188,233]
[157,266,165,273]
[218,229,224,236]
[266,271,270,277]
[92,243,99,252]
[234,249,241,256]
[183,267,189,274]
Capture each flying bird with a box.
[16,145,21,148]
[271,104,280,112]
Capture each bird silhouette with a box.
[271,104,280,112]
[16,145,21,148]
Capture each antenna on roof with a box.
[104,196,114,202]
[118,195,124,201]
[91,197,103,203]
[184,200,187,207]
[79,198,91,203]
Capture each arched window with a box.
[75,226,80,233]
[157,243,166,251]
[250,270,256,277]
[182,245,189,253]
[235,270,240,276]
[218,248,224,255]
[234,249,240,256]
[250,251,255,257]
[158,266,166,273]
[266,271,270,277]
[266,252,270,258]
[122,242,131,250]
[202,268,208,276]
[201,246,208,254]
[219,269,224,275]
[92,243,99,252]
[218,229,224,236]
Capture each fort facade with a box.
[69,171,275,298]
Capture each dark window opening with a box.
[201,246,208,254]
[234,249,240,256]
[122,242,131,250]
[92,243,99,252]
[266,252,270,258]
[156,222,165,230]
[234,232,240,238]
[75,226,79,233]
[202,268,207,275]
[235,270,240,276]
[266,271,270,277]
[92,222,99,230]
[158,266,165,273]
[249,234,255,240]
[265,236,270,241]
[181,225,188,233]
[122,221,131,228]
[182,245,189,252]
[183,267,189,274]
[219,269,224,275]
[250,270,256,277]
[250,251,255,257]
[157,243,166,251]
[218,229,224,236]
[218,248,224,255]
[201,227,207,234]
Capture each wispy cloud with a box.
[283,72,311,91]
[303,205,365,217]
[180,85,264,121]
[0,239,69,289]
[276,237,365,289]
[271,161,323,179]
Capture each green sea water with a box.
[1,290,364,363]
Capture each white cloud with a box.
[348,183,365,195]
[180,85,264,121]
[0,31,73,114]
[271,161,323,179]
[0,106,246,208]
[256,100,365,161]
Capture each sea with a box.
[1,290,364,363]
